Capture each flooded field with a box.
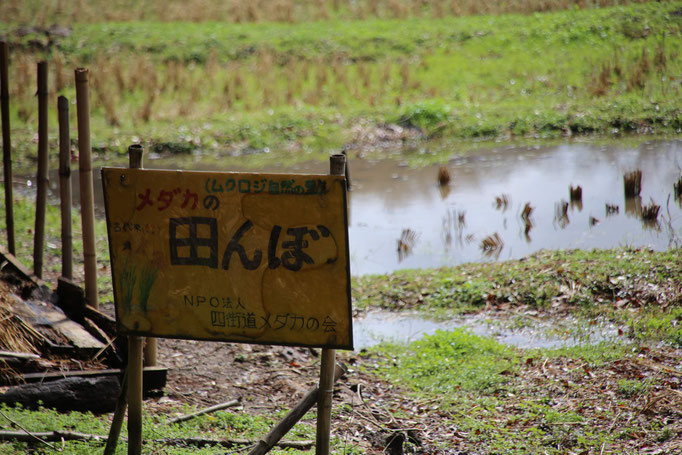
[346,139,682,274]
[25,139,682,276]
[15,139,682,349]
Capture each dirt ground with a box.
[3,258,681,454]
[146,324,440,454]
[138,302,682,454]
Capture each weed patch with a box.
[376,329,516,396]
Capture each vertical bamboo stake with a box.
[33,61,48,278]
[103,370,128,455]
[75,68,98,308]
[58,96,72,279]
[128,144,157,367]
[0,41,15,255]
[127,336,143,455]
[316,153,346,455]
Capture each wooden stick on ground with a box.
[0,410,59,451]
[33,61,48,278]
[58,95,73,280]
[168,399,240,425]
[0,41,15,255]
[159,437,313,450]
[247,362,346,455]
[0,430,106,444]
[0,431,312,451]
[74,68,98,309]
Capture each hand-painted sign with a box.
[102,168,352,349]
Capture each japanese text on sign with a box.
[102,168,352,349]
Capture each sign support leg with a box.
[316,153,347,454]
[127,143,158,367]
[316,348,336,455]
[127,336,143,455]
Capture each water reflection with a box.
[348,140,682,275]
[25,139,682,276]
[353,310,623,350]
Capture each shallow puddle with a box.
[353,310,624,351]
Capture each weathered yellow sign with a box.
[102,168,352,349]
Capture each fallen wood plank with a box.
[23,300,105,351]
[0,375,120,413]
[0,244,48,291]
[56,277,123,356]
[3,366,167,390]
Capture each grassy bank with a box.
[355,247,682,345]
[0,1,680,168]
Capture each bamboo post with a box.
[128,144,157,367]
[315,153,346,455]
[58,96,72,279]
[103,370,127,455]
[248,363,346,455]
[75,68,98,308]
[33,61,48,278]
[341,149,351,190]
[127,336,143,455]
[0,41,15,255]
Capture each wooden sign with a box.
[102,168,353,349]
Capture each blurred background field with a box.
[0,1,680,167]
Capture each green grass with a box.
[353,248,682,345]
[0,186,111,298]
[377,328,517,397]
[0,1,680,169]
[367,331,680,453]
[0,404,316,454]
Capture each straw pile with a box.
[0,281,41,356]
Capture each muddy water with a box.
[27,139,682,276]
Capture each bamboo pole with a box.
[33,61,48,278]
[126,144,145,455]
[316,349,336,454]
[0,41,15,255]
[103,370,127,455]
[127,336,143,455]
[127,144,158,366]
[248,363,346,455]
[58,96,73,280]
[75,68,98,308]
[315,153,346,455]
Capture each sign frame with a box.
[102,166,353,351]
